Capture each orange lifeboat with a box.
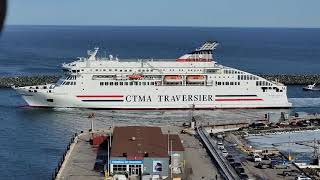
[164,75,183,82]
[187,75,205,82]
[128,74,144,80]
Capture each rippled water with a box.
[0,85,319,179]
[1,26,320,76]
[0,26,320,179]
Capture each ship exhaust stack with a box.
[177,41,219,62]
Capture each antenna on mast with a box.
[88,47,99,61]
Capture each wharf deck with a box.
[56,133,103,180]
[54,126,222,180]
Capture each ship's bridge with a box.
[62,62,81,75]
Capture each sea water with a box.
[0,26,320,179]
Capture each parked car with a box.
[249,153,262,162]
[239,173,249,180]
[222,150,228,157]
[253,154,262,162]
[235,167,245,174]
[256,162,268,169]
[226,154,233,160]
[228,158,235,163]
[217,142,224,150]
[231,162,242,168]
[295,175,311,180]
[270,160,290,169]
[217,134,223,139]
[262,155,271,160]
[282,169,301,177]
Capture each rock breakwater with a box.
[260,74,320,85]
[0,75,60,88]
[1,74,319,88]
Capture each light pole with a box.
[170,139,173,179]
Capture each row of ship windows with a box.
[224,69,244,74]
[93,75,247,80]
[99,81,157,86]
[80,68,204,73]
[216,82,241,86]
[262,87,283,92]
[238,75,259,81]
[71,68,263,77]
[72,68,254,74]
[93,69,153,72]
[65,75,77,80]
[62,81,76,85]
[256,81,272,86]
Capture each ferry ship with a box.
[14,42,292,109]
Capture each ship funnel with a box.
[177,41,218,62]
[198,41,219,51]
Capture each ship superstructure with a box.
[14,42,291,109]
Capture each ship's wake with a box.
[289,98,320,108]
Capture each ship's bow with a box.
[12,86,52,107]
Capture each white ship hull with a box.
[15,85,291,109]
[14,42,292,109]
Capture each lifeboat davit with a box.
[187,75,205,82]
[128,74,144,80]
[164,75,183,83]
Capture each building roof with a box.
[164,134,185,152]
[111,126,184,159]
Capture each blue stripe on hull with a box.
[82,100,123,102]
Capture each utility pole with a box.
[109,131,112,150]
[313,138,317,158]
[170,139,173,179]
[167,130,170,155]
[107,139,110,177]
[288,135,292,161]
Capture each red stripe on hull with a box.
[76,95,123,98]
[215,98,263,101]
[24,105,290,110]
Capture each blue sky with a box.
[6,0,320,27]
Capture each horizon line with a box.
[4,24,320,29]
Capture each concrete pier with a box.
[54,126,221,180]
[56,133,102,180]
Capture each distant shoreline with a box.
[1,74,320,88]
[4,24,320,29]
